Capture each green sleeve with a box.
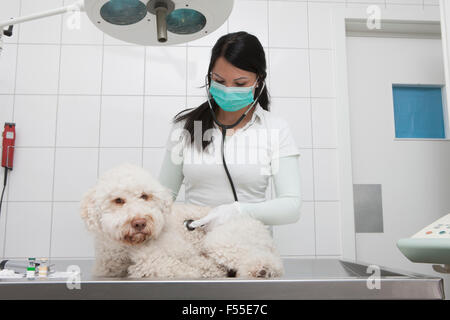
[239,155,302,225]
[157,149,184,201]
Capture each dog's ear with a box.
[156,187,174,214]
[80,186,100,232]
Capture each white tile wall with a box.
[229,1,269,48]
[0,0,438,259]
[19,0,63,44]
[311,98,338,148]
[308,2,345,49]
[15,44,60,94]
[7,148,55,202]
[59,45,103,95]
[143,96,186,147]
[0,96,14,127]
[143,147,166,177]
[53,148,98,201]
[99,148,143,176]
[387,0,423,4]
[310,49,336,97]
[56,95,101,147]
[297,149,314,202]
[188,19,228,47]
[102,46,145,95]
[50,202,95,257]
[14,95,58,147]
[269,48,310,97]
[313,149,340,201]
[273,202,315,255]
[346,0,385,4]
[146,46,187,95]
[315,202,341,255]
[100,96,144,147]
[187,96,208,110]
[4,202,53,258]
[187,47,212,96]
[268,1,308,48]
[271,97,312,148]
[0,44,17,94]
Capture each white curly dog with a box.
[80,163,284,279]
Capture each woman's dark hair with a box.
[172,31,270,151]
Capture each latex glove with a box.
[189,202,244,232]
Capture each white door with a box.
[346,35,450,295]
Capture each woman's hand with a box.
[189,202,244,232]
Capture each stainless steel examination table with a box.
[0,258,444,299]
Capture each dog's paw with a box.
[236,262,284,279]
[244,265,273,278]
[252,266,274,278]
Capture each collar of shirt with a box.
[243,103,264,130]
[213,103,264,133]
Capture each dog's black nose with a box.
[131,218,147,231]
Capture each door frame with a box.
[331,5,441,260]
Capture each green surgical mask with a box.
[209,79,258,112]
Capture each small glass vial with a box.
[26,258,36,278]
[38,258,48,277]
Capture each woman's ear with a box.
[80,186,100,232]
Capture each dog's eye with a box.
[113,198,125,205]
[140,193,153,201]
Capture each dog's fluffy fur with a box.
[80,163,284,279]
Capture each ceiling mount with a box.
[146,0,175,43]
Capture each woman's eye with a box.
[113,198,125,205]
[216,81,246,86]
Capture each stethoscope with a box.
[184,73,266,231]
[206,73,266,200]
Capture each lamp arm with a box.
[0,0,85,30]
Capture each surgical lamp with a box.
[0,0,234,46]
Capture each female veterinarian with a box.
[158,31,302,232]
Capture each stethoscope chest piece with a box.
[184,219,196,231]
